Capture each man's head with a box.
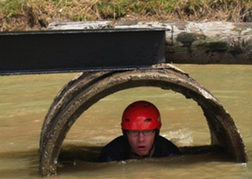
[121,101,161,156]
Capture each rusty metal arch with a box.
[39,65,247,176]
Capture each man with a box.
[99,100,181,162]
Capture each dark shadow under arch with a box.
[39,66,248,176]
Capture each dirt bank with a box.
[1,0,252,31]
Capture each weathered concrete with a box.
[39,64,248,176]
[48,21,252,64]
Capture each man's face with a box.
[127,130,155,156]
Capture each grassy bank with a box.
[0,0,252,31]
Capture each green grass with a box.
[1,0,252,31]
[1,0,251,18]
[0,0,28,17]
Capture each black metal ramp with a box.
[0,28,165,75]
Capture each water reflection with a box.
[0,65,251,178]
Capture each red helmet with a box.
[121,101,161,130]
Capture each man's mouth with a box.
[138,146,146,150]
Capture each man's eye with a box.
[143,130,154,135]
[143,131,150,134]
[128,131,138,135]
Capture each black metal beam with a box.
[0,28,166,75]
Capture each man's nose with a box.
[138,132,145,142]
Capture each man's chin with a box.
[136,149,148,156]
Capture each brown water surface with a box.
[0,65,251,178]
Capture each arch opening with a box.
[39,67,247,176]
[61,86,210,162]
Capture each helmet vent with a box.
[124,118,130,122]
[144,118,152,122]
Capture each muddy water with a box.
[0,65,251,178]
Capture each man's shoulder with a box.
[155,135,182,156]
[102,136,126,149]
[99,136,129,162]
[156,135,174,144]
